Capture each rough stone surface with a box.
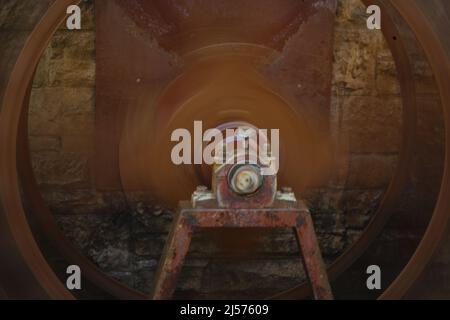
[340,96,402,153]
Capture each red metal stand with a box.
[152,200,333,300]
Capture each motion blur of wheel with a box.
[0,0,449,300]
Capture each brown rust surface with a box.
[152,201,332,300]
[95,0,180,190]
[115,0,323,53]
[95,0,337,208]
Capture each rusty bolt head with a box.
[282,187,293,193]
[196,185,208,192]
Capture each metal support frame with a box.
[152,200,333,300]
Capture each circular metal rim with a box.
[273,0,419,299]
[0,0,145,300]
[380,0,450,299]
[0,0,448,299]
[0,0,78,299]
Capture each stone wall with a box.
[1,0,441,298]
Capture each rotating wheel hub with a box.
[119,43,328,208]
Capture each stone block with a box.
[31,151,90,186]
[0,0,52,31]
[346,154,397,189]
[341,95,402,153]
[376,47,401,95]
[332,28,379,96]
[28,135,61,152]
[28,87,94,136]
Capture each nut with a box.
[228,164,263,195]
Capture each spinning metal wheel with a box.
[0,0,449,300]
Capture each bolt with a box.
[282,187,293,193]
[196,185,208,192]
[153,206,163,217]
[136,202,145,215]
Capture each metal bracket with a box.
[151,200,333,300]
